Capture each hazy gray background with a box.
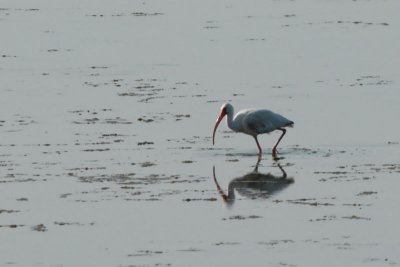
[1,0,399,266]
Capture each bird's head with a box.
[212,103,233,145]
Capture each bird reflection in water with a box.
[213,161,294,206]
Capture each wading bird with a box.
[212,103,294,160]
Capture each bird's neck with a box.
[226,112,237,131]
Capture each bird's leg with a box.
[253,136,262,160]
[272,128,286,159]
[254,157,261,172]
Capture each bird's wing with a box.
[245,110,292,134]
[245,110,274,134]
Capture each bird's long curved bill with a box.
[212,111,226,145]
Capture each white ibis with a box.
[212,103,294,160]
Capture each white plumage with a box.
[212,103,294,160]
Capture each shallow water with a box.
[1,0,400,266]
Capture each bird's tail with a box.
[286,121,294,128]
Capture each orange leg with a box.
[253,136,262,161]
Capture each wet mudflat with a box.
[1,0,400,266]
